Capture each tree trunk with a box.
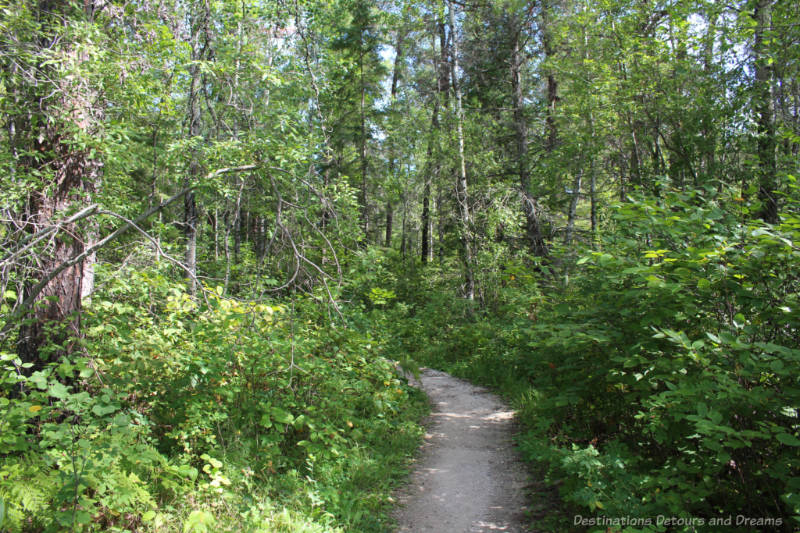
[436,185,445,263]
[448,1,475,301]
[565,171,583,246]
[590,162,597,241]
[233,185,243,266]
[184,3,209,296]
[359,52,370,238]
[421,183,432,262]
[754,0,778,223]
[385,201,393,247]
[701,8,718,182]
[386,30,405,248]
[213,208,219,260]
[400,192,408,258]
[510,19,548,257]
[421,28,442,264]
[542,0,558,152]
[15,0,102,364]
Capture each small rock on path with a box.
[393,368,531,532]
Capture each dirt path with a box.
[393,368,531,532]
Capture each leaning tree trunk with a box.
[510,19,548,257]
[11,0,103,365]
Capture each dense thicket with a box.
[1,0,799,531]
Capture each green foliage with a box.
[3,0,800,530]
[0,263,426,532]
[396,187,800,532]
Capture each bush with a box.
[0,263,426,532]
[396,189,800,532]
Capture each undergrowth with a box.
[0,264,427,532]
[388,189,800,533]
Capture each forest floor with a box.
[392,368,533,532]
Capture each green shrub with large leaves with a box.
[525,190,800,528]
[398,188,800,532]
[0,262,425,532]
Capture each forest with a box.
[0,0,799,531]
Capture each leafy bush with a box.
[0,263,426,532]
[397,189,800,532]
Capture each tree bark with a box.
[386,29,405,248]
[14,0,102,364]
[510,18,548,257]
[385,201,394,247]
[448,1,475,301]
[754,0,778,223]
[701,8,718,182]
[184,2,210,296]
[422,182,432,262]
[590,162,597,241]
[421,28,442,264]
[541,0,558,152]
[359,44,370,238]
[565,171,583,246]
[400,192,408,258]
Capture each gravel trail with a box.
[393,368,531,532]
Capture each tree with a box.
[2,1,104,364]
[753,0,778,223]
[327,0,386,241]
[183,0,212,295]
[448,0,475,300]
[420,17,446,264]
[386,25,406,248]
[508,7,548,256]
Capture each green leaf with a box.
[184,510,215,533]
[776,433,800,447]
[293,414,309,429]
[49,381,70,400]
[75,510,92,524]
[177,465,198,481]
[270,407,294,425]
[92,403,118,416]
[29,372,48,390]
